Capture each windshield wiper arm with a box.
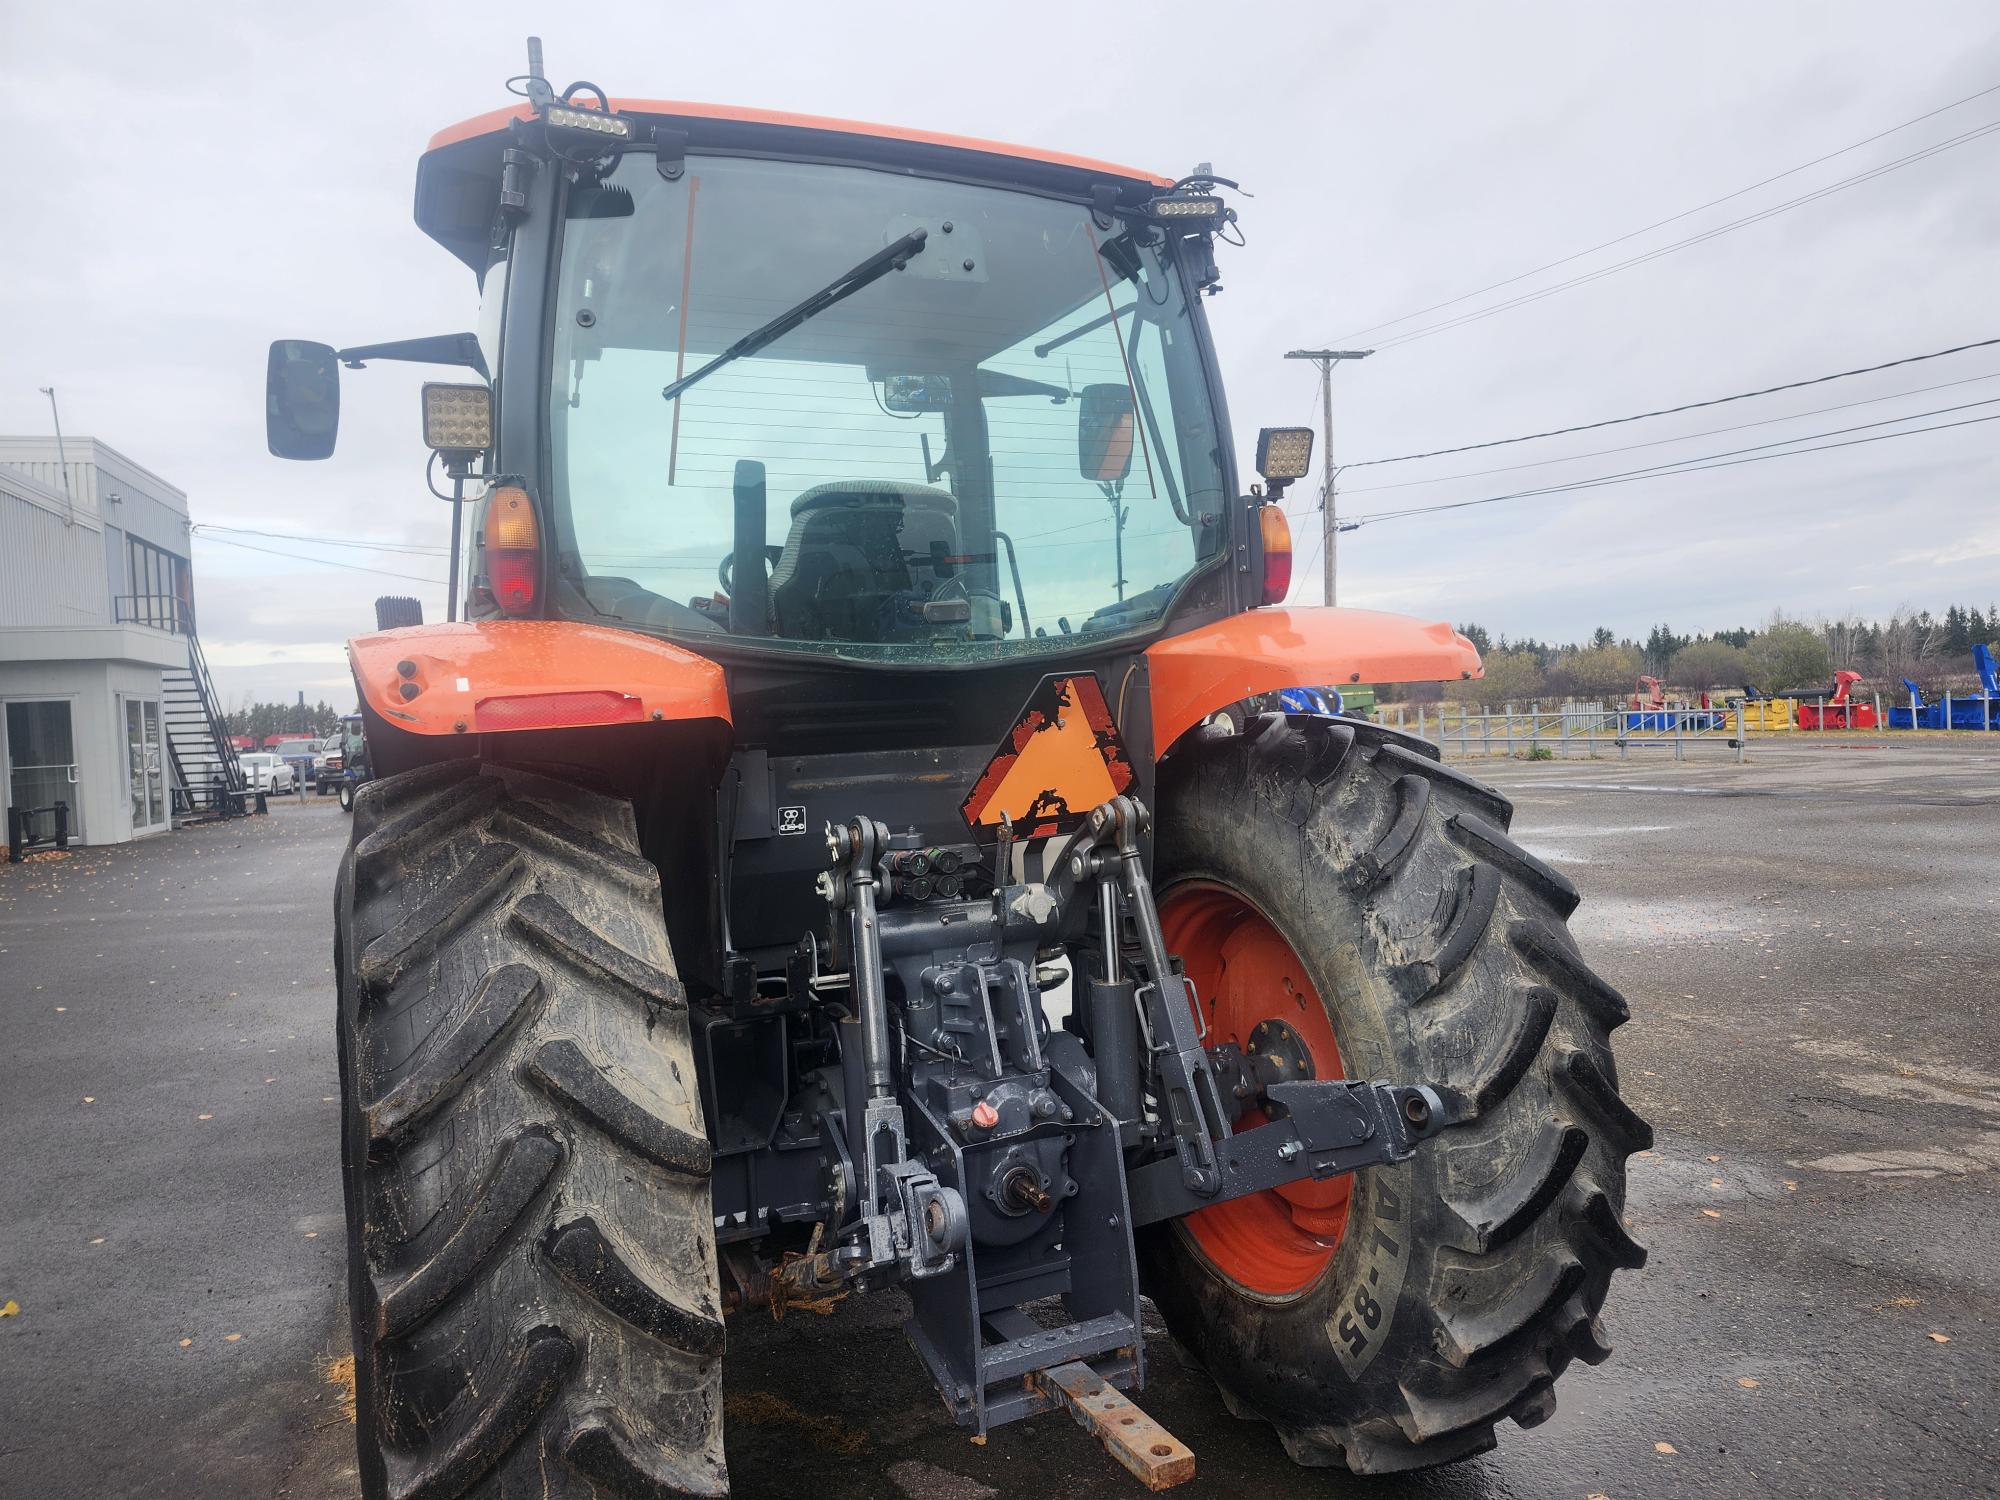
[662,229,929,402]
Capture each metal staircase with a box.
[163,628,244,822]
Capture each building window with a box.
[124,537,192,632]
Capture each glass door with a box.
[5,700,79,842]
[125,698,167,833]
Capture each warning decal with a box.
[961,673,1136,838]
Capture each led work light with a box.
[1255,426,1315,484]
[544,104,633,139]
[421,383,493,454]
[1149,194,1225,223]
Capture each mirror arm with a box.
[337,333,488,379]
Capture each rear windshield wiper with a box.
[662,229,928,403]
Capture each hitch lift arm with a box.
[1068,796,1454,1226]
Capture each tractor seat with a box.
[767,480,963,641]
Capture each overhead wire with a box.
[1342,336,2000,469]
[1340,406,2000,532]
[191,531,446,584]
[1333,80,2000,345]
[193,522,448,555]
[1366,119,2000,350]
[1339,367,2000,494]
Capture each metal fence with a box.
[1377,701,1748,762]
[1371,686,1990,760]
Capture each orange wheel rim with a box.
[1160,882,1348,1296]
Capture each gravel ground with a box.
[2,737,1994,1498]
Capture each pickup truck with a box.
[312,732,344,795]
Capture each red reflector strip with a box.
[473,690,647,732]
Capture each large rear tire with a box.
[1145,715,1650,1474]
[336,760,726,1500]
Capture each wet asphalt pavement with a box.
[1,736,1995,1499]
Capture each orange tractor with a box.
[267,43,1647,1498]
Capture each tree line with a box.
[1434,603,1998,707]
[224,700,342,740]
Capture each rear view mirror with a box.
[1078,383,1135,484]
[879,373,953,413]
[266,340,340,460]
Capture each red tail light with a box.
[483,485,540,615]
[1258,505,1293,605]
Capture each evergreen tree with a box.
[1944,605,1970,653]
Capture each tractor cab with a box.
[271,80,1301,667]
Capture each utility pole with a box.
[1284,349,1371,606]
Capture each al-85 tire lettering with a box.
[1143,714,1650,1474]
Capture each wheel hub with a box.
[1246,1016,1313,1084]
[1160,883,1350,1296]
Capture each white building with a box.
[0,436,238,847]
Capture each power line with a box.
[1344,336,2000,469]
[1368,120,2000,350]
[193,521,448,556]
[1342,406,2000,531]
[1335,81,2000,344]
[1293,526,1325,597]
[1340,368,2000,494]
[1350,399,2000,524]
[192,531,445,584]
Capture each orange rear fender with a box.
[1145,607,1482,753]
[349,620,730,737]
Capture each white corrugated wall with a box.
[0,468,108,629]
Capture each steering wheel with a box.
[718,546,781,594]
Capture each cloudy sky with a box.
[3,4,1995,705]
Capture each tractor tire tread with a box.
[1443,1122,1590,1254]
[522,1038,713,1178]
[512,891,686,1012]
[381,1327,574,1500]
[362,965,544,1148]
[1446,811,1581,919]
[338,761,723,1500]
[1463,986,1558,1116]
[1347,773,1430,890]
[377,1124,565,1338]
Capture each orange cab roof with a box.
[426,99,1173,188]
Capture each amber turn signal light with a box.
[483,485,539,615]
[1258,505,1292,605]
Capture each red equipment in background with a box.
[1795,670,1878,729]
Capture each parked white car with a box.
[240,752,296,795]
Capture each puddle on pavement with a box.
[1790,1038,2000,1179]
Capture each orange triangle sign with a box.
[962,674,1136,837]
